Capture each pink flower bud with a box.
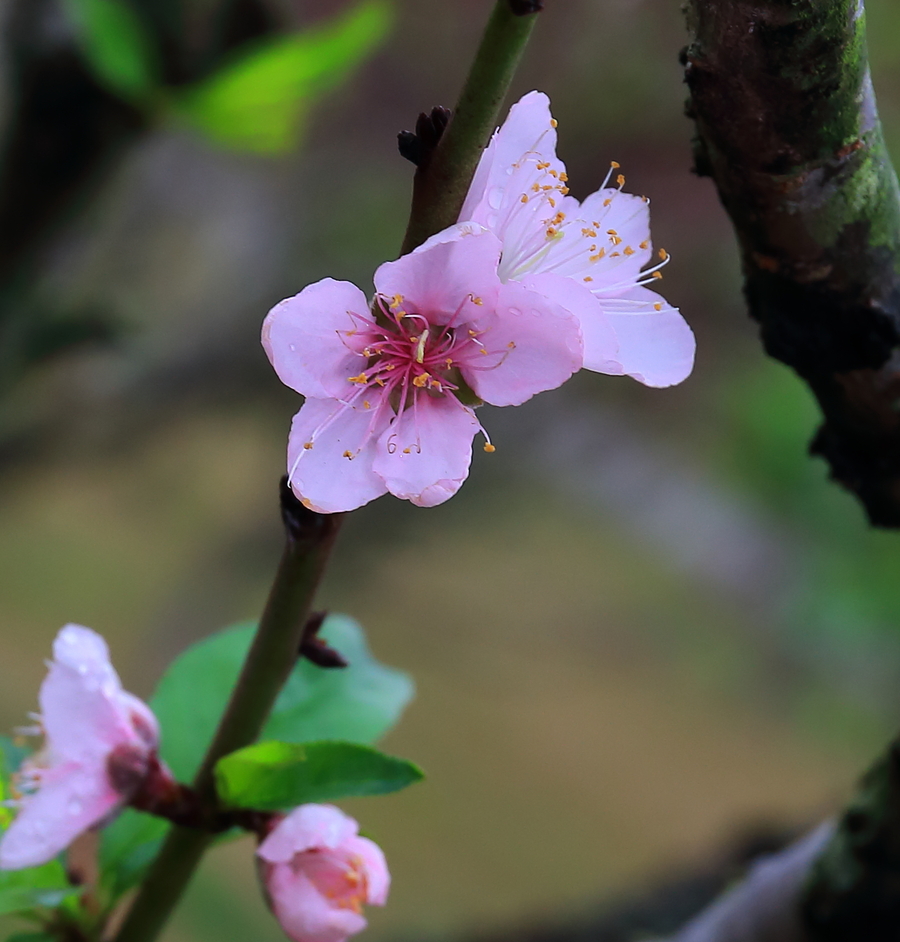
[257,805,389,942]
[0,624,160,869]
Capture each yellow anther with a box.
[654,302,662,311]
[659,248,669,260]
[607,229,618,235]
[520,194,529,203]
[342,451,353,459]
[603,198,612,207]
[641,195,649,202]
[559,172,568,182]
[550,118,558,127]
[301,498,312,509]
[446,357,453,368]
[471,295,484,305]
[429,379,442,389]
[362,347,372,357]
[582,228,597,238]
[616,174,625,186]
[303,441,314,450]
[375,378,386,386]
[640,240,649,249]
[624,246,635,256]
[611,235,623,246]
[560,186,570,195]
[385,363,396,370]
[546,227,557,238]
[610,251,621,257]
[507,341,517,349]
[480,348,489,355]
[583,276,594,282]
[363,400,371,409]
[536,161,550,170]
[589,248,606,262]
[610,161,620,169]
[541,185,553,191]
[412,372,430,388]
[348,372,368,384]
[531,183,541,192]
[403,447,411,454]
[483,443,496,453]
[652,271,663,279]
[389,294,404,309]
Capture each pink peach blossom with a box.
[0,624,160,870]
[263,225,582,512]
[257,804,389,942]
[459,90,695,388]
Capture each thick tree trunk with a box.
[683,0,900,526]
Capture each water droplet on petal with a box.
[289,344,296,352]
[509,308,523,317]
[487,186,504,210]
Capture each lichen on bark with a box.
[683,0,900,526]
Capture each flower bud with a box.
[256,804,389,942]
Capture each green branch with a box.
[400,0,541,253]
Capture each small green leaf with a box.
[172,0,392,153]
[97,809,169,901]
[215,741,423,810]
[62,0,159,102]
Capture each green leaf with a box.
[99,613,412,898]
[61,0,159,102]
[152,613,414,782]
[172,0,392,153]
[0,862,77,917]
[6,934,57,942]
[215,741,423,810]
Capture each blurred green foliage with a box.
[172,1,393,153]
[62,0,160,103]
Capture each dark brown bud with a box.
[398,106,452,168]
[299,610,349,668]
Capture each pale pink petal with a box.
[116,692,160,749]
[578,190,653,288]
[258,806,360,864]
[598,286,696,387]
[348,836,390,906]
[40,626,130,762]
[0,764,119,869]
[263,280,373,400]
[287,399,390,514]
[268,868,367,942]
[521,272,619,375]
[372,396,479,507]
[460,91,561,225]
[461,281,582,407]
[373,229,501,324]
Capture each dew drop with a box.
[289,344,296,352]
[509,308,523,317]
[487,186,504,210]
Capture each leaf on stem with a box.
[214,740,423,810]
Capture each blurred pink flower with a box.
[263,225,582,512]
[459,90,695,388]
[0,624,160,870]
[257,804,389,942]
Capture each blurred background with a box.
[2,0,900,939]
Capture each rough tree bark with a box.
[682,0,900,526]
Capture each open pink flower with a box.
[459,90,695,388]
[0,624,160,870]
[257,804,389,942]
[263,225,582,512]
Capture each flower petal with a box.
[41,625,131,762]
[598,286,696,387]
[372,396,479,507]
[258,805,360,864]
[374,228,501,325]
[263,280,373,399]
[287,399,390,514]
[0,763,119,870]
[520,272,619,375]
[577,190,653,287]
[349,836,390,906]
[462,281,582,407]
[268,868,367,942]
[460,90,561,225]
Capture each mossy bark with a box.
[683,0,900,526]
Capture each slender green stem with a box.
[112,497,343,942]
[400,1,541,254]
